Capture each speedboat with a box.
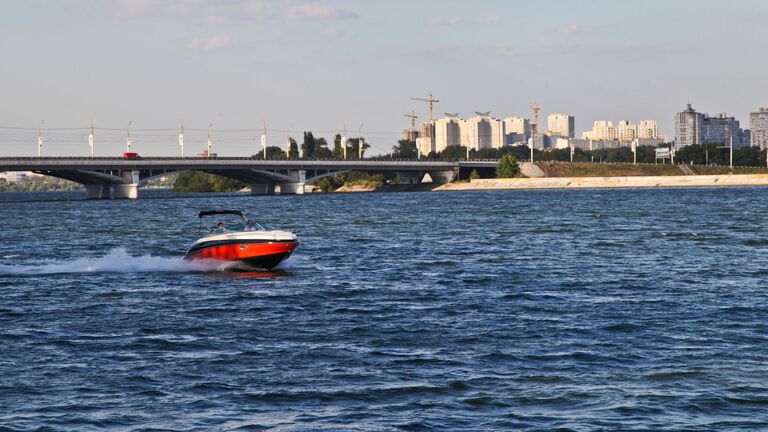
[184,210,298,270]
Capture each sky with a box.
[0,0,766,156]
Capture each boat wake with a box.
[0,248,236,276]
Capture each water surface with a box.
[1,188,767,431]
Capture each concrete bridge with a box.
[0,157,499,199]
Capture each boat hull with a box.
[184,240,297,270]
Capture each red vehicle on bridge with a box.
[123,152,140,159]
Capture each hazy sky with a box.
[1,0,766,156]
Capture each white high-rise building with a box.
[617,120,637,142]
[504,117,530,136]
[751,107,768,149]
[416,122,435,156]
[675,104,704,149]
[434,116,461,152]
[584,119,660,142]
[503,116,529,145]
[459,117,493,150]
[637,120,659,139]
[582,121,616,141]
[547,113,575,138]
[488,117,505,149]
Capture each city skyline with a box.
[1,0,767,156]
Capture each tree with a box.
[253,146,287,160]
[439,145,468,161]
[348,138,370,159]
[301,131,316,159]
[333,134,345,159]
[392,139,417,159]
[469,169,480,180]
[288,138,299,160]
[734,146,764,166]
[314,137,333,159]
[496,154,521,178]
[173,172,246,192]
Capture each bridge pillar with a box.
[114,170,139,199]
[114,184,138,199]
[394,171,422,184]
[85,184,110,200]
[428,170,457,184]
[281,169,307,195]
[250,183,275,195]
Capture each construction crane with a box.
[530,103,540,134]
[411,93,439,123]
[403,111,418,131]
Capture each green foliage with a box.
[314,137,333,159]
[173,171,247,193]
[0,175,82,192]
[301,131,316,159]
[333,134,345,159]
[496,154,521,178]
[469,169,480,180]
[288,138,299,160]
[347,138,370,159]
[392,140,418,159]
[310,171,386,191]
[254,146,287,160]
[675,143,766,167]
[439,145,469,161]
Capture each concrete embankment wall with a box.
[437,174,768,191]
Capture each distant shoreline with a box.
[434,174,768,191]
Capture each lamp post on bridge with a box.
[207,123,213,157]
[126,121,133,153]
[88,123,94,158]
[358,123,364,159]
[179,123,184,158]
[37,120,44,157]
[261,125,267,160]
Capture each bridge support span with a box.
[114,170,139,199]
[85,184,111,199]
[279,170,307,195]
[0,158,500,199]
[428,169,458,184]
[250,183,276,195]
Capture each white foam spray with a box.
[0,248,235,276]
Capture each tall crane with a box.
[530,103,540,134]
[403,111,418,131]
[411,93,439,123]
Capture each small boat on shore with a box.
[184,210,298,270]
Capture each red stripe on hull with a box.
[186,242,297,263]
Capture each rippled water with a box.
[2,188,768,431]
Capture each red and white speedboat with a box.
[184,210,298,270]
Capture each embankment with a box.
[436,174,768,191]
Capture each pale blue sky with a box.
[0,0,766,156]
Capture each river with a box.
[1,188,767,430]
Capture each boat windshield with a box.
[200,214,268,235]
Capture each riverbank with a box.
[435,174,768,191]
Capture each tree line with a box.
[382,140,768,167]
[254,132,371,160]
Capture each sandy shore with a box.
[435,174,768,191]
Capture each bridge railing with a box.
[0,156,499,163]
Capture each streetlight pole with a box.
[37,120,44,157]
[178,122,184,158]
[358,123,364,159]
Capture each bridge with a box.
[0,157,499,199]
